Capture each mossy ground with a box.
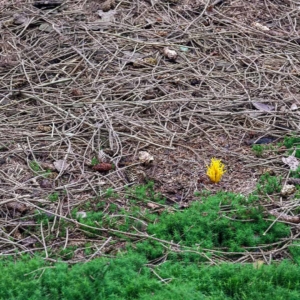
[1,252,300,300]
[3,166,300,299]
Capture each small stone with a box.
[280,184,296,197]
[99,0,115,12]
[291,103,298,111]
[54,159,69,172]
[39,179,52,189]
[138,151,154,164]
[13,14,28,25]
[163,47,177,61]
[76,211,87,219]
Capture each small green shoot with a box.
[29,161,42,172]
[104,188,117,198]
[42,169,52,178]
[257,172,281,194]
[284,135,300,158]
[91,157,99,166]
[252,144,264,157]
[48,192,59,202]
[290,166,300,179]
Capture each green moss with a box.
[48,192,59,202]
[147,193,289,253]
[288,242,300,264]
[104,188,117,198]
[0,254,300,299]
[58,246,77,260]
[125,181,166,205]
[91,157,99,166]
[284,135,300,158]
[252,144,264,157]
[30,161,42,172]
[257,172,281,194]
[7,180,297,299]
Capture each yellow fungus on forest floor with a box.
[206,158,226,183]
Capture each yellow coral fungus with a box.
[206,158,226,183]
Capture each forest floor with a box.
[1,1,300,296]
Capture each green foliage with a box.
[6,180,298,299]
[252,144,277,157]
[147,193,289,254]
[58,246,77,260]
[195,189,211,198]
[247,192,259,203]
[284,135,300,148]
[109,203,118,212]
[134,240,164,260]
[284,135,300,158]
[42,169,52,178]
[48,192,59,202]
[91,157,99,166]
[76,187,289,260]
[127,181,166,205]
[34,210,53,224]
[104,187,117,198]
[0,254,300,299]
[257,172,281,194]
[30,161,42,172]
[288,242,300,264]
[252,144,264,157]
[132,184,148,201]
[84,243,93,256]
[290,166,300,179]
[76,210,104,236]
[29,160,53,178]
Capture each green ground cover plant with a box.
[3,174,300,298]
[1,253,300,300]
[252,135,300,160]
[91,157,99,166]
[252,144,276,157]
[284,135,300,158]
[257,173,281,194]
[146,192,288,253]
[29,160,42,172]
[29,160,53,178]
[57,182,291,262]
[48,192,59,202]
